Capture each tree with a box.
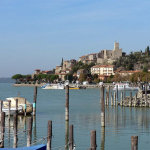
[12,74,23,83]
[50,75,59,82]
[61,58,63,67]
[145,46,150,56]
[79,73,87,82]
[65,74,73,82]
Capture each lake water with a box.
[0,83,150,150]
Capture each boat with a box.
[3,97,33,115]
[0,144,46,150]
[69,84,86,90]
[113,83,139,91]
[42,83,65,89]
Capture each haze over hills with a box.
[0,78,14,83]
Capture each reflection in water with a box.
[100,127,105,150]
[4,115,37,148]
[33,115,37,143]
[65,121,69,150]
[105,106,150,130]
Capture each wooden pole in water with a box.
[129,92,132,107]
[124,85,126,99]
[0,112,5,148]
[108,86,110,106]
[27,117,32,147]
[90,130,96,150]
[114,92,116,106]
[65,85,69,121]
[69,125,74,150]
[0,101,3,120]
[111,92,113,106]
[131,136,138,150]
[8,100,11,119]
[13,114,18,148]
[15,99,18,114]
[105,91,107,106]
[24,99,27,116]
[100,86,105,127]
[121,92,123,106]
[134,93,137,107]
[65,121,69,150]
[33,86,37,116]
[145,83,147,106]
[0,101,3,113]
[47,120,52,150]
[116,85,118,102]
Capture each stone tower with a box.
[114,42,119,51]
[113,42,122,59]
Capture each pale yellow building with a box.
[91,65,114,77]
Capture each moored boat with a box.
[3,97,33,115]
[42,83,65,89]
[0,144,46,150]
[113,83,139,91]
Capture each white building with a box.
[91,65,114,79]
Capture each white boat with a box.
[113,83,139,91]
[42,83,65,89]
[3,97,33,115]
[2,106,23,116]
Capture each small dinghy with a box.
[0,144,46,150]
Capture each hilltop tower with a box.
[113,42,122,59]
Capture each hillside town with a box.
[12,42,150,84]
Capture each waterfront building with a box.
[91,65,114,80]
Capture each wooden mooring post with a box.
[124,85,126,99]
[24,98,27,116]
[13,114,18,148]
[129,92,132,107]
[47,120,52,150]
[111,92,113,106]
[90,130,97,150]
[69,125,74,150]
[15,99,18,114]
[0,112,5,148]
[65,85,69,121]
[114,92,116,106]
[0,101,3,113]
[120,92,123,106]
[100,86,105,127]
[0,101,3,120]
[27,117,32,147]
[116,85,118,102]
[65,121,69,150]
[131,136,138,150]
[33,86,37,116]
[145,83,147,106]
[101,127,105,150]
[8,100,11,119]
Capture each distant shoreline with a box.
[13,83,113,88]
[13,83,43,87]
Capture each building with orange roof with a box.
[91,65,114,81]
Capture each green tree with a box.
[65,74,73,82]
[12,74,23,83]
[79,73,87,82]
[61,58,63,66]
[145,46,150,56]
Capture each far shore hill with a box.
[0,78,14,83]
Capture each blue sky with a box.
[0,0,150,77]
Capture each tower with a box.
[114,42,119,51]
